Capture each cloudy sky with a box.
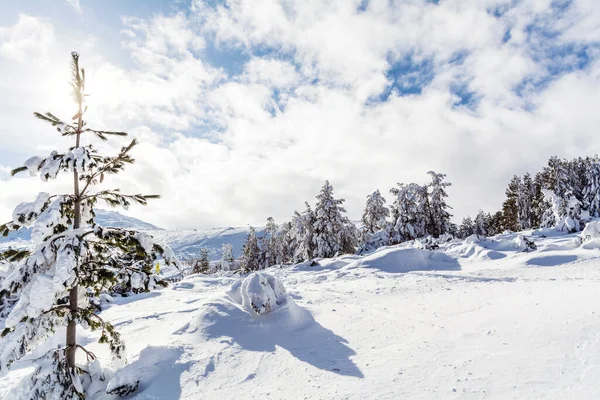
[0,0,599,230]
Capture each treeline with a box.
[458,155,600,237]
[191,155,600,274]
[237,172,454,272]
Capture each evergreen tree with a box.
[426,171,452,237]
[517,173,534,230]
[240,227,261,272]
[312,181,356,258]
[288,202,315,262]
[531,172,546,228]
[220,243,235,271]
[0,52,179,398]
[193,248,211,274]
[501,175,521,231]
[277,221,294,265]
[487,211,504,235]
[474,210,488,237]
[361,190,389,234]
[261,217,280,268]
[389,183,428,243]
[583,156,600,218]
[458,216,475,238]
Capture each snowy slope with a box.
[2,231,600,399]
[0,211,259,261]
[147,226,265,261]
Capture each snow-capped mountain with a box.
[0,209,259,261]
[0,209,162,244]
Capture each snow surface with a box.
[2,230,600,399]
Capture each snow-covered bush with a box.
[240,272,288,315]
[581,221,600,241]
[513,234,537,252]
[357,228,390,255]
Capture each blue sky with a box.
[0,0,599,229]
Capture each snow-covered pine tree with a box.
[277,221,294,265]
[193,248,211,274]
[219,243,235,271]
[458,216,475,238]
[288,203,316,263]
[361,190,389,234]
[517,173,534,230]
[474,210,488,237]
[582,155,600,218]
[240,226,262,272]
[501,175,521,232]
[0,52,179,398]
[531,172,546,228]
[389,183,428,243]
[312,181,356,258]
[426,171,452,237]
[261,217,280,268]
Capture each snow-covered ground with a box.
[2,230,600,399]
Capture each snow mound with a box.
[345,247,460,273]
[582,221,600,240]
[239,272,288,315]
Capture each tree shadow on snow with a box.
[109,346,190,399]
[179,298,364,378]
[526,255,578,267]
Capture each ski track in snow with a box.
[2,231,600,399]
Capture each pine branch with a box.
[10,166,27,176]
[0,248,32,262]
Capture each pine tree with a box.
[0,52,179,398]
[261,217,280,268]
[240,226,261,272]
[277,221,294,265]
[219,243,235,271]
[288,202,315,263]
[517,173,534,230]
[458,216,475,238]
[389,183,428,243]
[474,210,488,236]
[361,190,389,234]
[583,155,600,218]
[426,171,453,237]
[487,211,504,235]
[193,248,211,274]
[501,175,521,231]
[312,181,356,258]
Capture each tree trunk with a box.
[66,104,83,369]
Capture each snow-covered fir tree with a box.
[517,173,534,230]
[193,248,210,274]
[474,210,488,237]
[219,243,235,271]
[261,217,280,268]
[458,216,475,238]
[426,171,452,237]
[0,52,179,398]
[361,190,389,234]
[312,181,356,258]
[389,183,428,243]
[277,221,294,265]
[287,203,315,262]
[501,175,521,232]
[583,156,600,218]
[240,226,262,272]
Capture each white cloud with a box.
[0,14,55,63]
[0,2,599,230]
[66,0,82,14]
